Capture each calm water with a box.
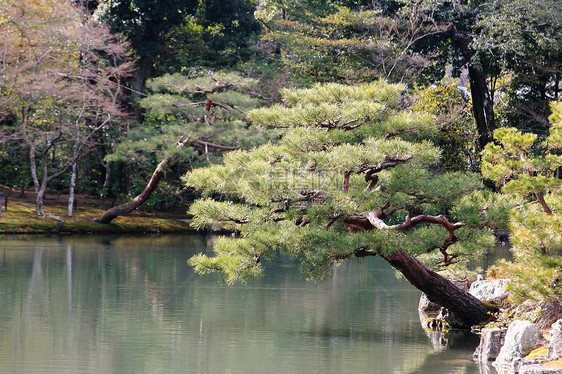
[0,235,493,374]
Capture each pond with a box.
[0,234,496,374]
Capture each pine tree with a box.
[94,70,273,223]
[482,102,562,303]
[183,81,499,328]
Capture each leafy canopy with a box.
[183,81,493,283]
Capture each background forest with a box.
[1,0,560,213]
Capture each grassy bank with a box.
[0,194,193,234]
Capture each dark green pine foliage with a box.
[480,104,562,303]
[156,0,262,73]
[94,0,197,61]
[105,70,275,209]
[183,81,494,283]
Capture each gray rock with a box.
[470,278,510,302]
[494,320,542,372]
[549,319,562,360]
[474,327,508,363]
[519,364,562,373]
[418,292,442,313]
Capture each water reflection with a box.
[0,235,491,373]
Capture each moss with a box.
[0,198,194,234]
[544,359,562,367]
[526,346,549,358]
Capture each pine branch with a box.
[365,206,464,235]
[195,140,237,151]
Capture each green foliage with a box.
[482,111,562,303]
[256,5,433,84]
[453,190,520,230]
[104,70,274,210]
[184,81,493,283]
[94,0,198,59]
[411,81,477,171]
[472,0,562,134]
[482,127,562,200]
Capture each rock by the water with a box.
[474,327,508,363]
[418,292,442,313]
[470,279,510,303]
[494,320,541,372]
[519,365,562,374]
[549,319,562,360]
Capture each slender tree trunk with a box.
[34,153,51,216]
[67,161,77,217]
[101,160,111,196]
[94,156,172,224]
[35,183,47,216]
[380,251,494,328]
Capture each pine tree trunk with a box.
[94,156,172,224]
[380,251,493,328]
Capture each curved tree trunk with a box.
[94,156,172,224]
[381,251,494,328]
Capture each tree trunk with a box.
[468,64,495,149]
[101,160,111,196]
[380,251,494,328]
[94,156,172,224]
[35,182,47,217]
[131,55,153,99]
[67,161,77,217]
[449,25,495,149]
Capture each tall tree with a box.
[94,0,198,95]
[156,0,261,73]
[256,4,436,84]
[473,0,562,134]
[183,81,499,328]
[398,0,562,146]
[0,0,130,216]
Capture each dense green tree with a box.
[183,81,500,328]
[473,1,562,134]
[156,0,261,73]
[411,80,477,171]
[94,0,198,94]
[95,70,274,223]
[482,103,562,303]
[256,4,435,85]
[95,0,262,91]
[397,0,562,146]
